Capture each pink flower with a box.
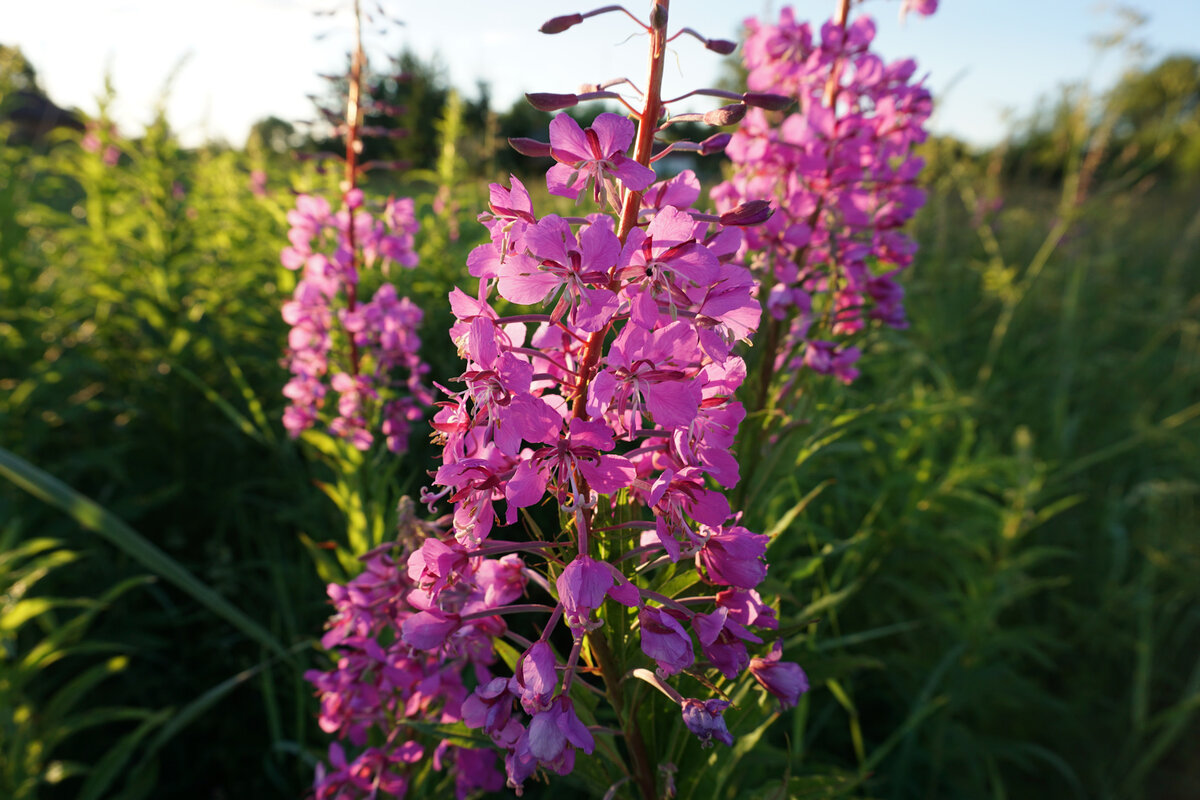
[514,641,558,712]
[681,698,733,747]
[546,113,656,204]
[407,537,469,598]
[639,606,695,675]
[400,606,461,651]
[462,677,518,740]
[555,555,637,634]
[526,695,594,762]
[901,0,938,19]
[749,640,809,709]
[696,526,769,589]
[694,606,761,679]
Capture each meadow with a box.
[0,13,1198,800]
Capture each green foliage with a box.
[719,91,1200,798]
[1,41,1197,800]
[0,525,156,799]
[1108,55,1200,176]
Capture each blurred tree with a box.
[0,45,83,144]
[0,44,39,99]
[306,49,491,175]
[1107,54,1200,175]
[245,115,298,159]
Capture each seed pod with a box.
[742,92,793,111]
[508,138,553,158]
[719,200,774,227]
[699,132,732,156]
[703,104,747,126]
[706,38,737,55]
[526,92,580,112]
[540,14,583,34]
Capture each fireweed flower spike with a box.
[712,2,935,398]
[406,2,807,797]
[305,1,870,797]
[281,4,429,455]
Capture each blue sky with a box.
[4,1,1198,148]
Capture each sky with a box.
[4,1,1199,149]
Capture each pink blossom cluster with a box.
[712,6,934,387]
[305,522,526,800]
[80,120,121,166]
[281,192,431,452]
[400,111,808,794]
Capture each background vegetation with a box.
[0,34,1197,800]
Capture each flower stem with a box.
[343,0,366,376]
[589,628,658,800]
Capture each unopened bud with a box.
[508,137,553,158]
[540,13,584,34]
[719,200,773,227]
[699,132,732,156]
[703,104,747,126]
[706,38,737,55]
[650,4,668,29]
[743,92,793,111]
[526,92,579,112]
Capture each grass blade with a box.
[0,446,289,659]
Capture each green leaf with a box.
[0,446,289,660]
[658,570,701,599]
[765,479,834,542]
[42,655,131,724]
[170,360,267,445]
[298,532,348,585]
[745,772,863,800]
[75,709,172,800]
[0,597,91,631]
[404,720,492,748]
[138,640,312,766]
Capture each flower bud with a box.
[699,132,732,156]
[742,92,793,111]
[705,38,737,55]
[526,92,580,112]
[703,104,746,126]
[508,137,553,158]
[719,200,774,227]
[540,13,583,34]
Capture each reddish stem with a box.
[577,8,670,797]
[823,0,852,107]
[343,0,365,376]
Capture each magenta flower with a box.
[546,112,656,204]
[696,526,770,589]
[680,698,734,748]
[588,321,704,434]
[400,606,461,651]
[462,677,518,740]
[505,418,636,512]
[514,641,558,712]
[526,695,595,762]
[713,5,933,392]
[450,747,505,800]
[555,554,638,634]
[497,215,621,332]
[901,0,938,19]
[695,606,761,679]
[639,606,695,675]
[407,537,469,597]
[749,640,809,709]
